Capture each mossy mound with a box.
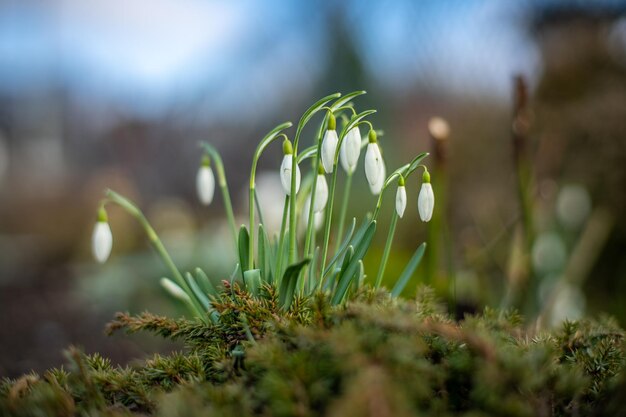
[2,285,626,416]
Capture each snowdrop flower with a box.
[302,194,324,233]
[395,176,407,218]
[196,155,215,205]
[364,129,384,191]
[313,166,328,212]
[321,113,338,173]
[92,207,112,263]
[369,157,385,195]
[160,278,191,302]
[279,139,301,196]
[418,170,434,222]
[340,126,361,174]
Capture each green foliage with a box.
[3,286,625,416]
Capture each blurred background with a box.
[2,0,626,377]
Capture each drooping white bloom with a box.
[340,127,361,174]
[301,195,324,233]
[368,157,385,195]
[313,174,328,212]
[196,165,215,205]
[280,154,301,196]
[418,183,435,222]
[396,185,407,218]
[321,129,339,174]
[160,278,191,302]
[364,142,383,188]
[92,221,112,263]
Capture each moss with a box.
[2,286,625,416]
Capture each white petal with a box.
[418,183,435,222]
[313,174,328,212]
[196,166,215,205]
[369,158,385,195]
[160,278,191,302]
[340,127,361,174]
[301,195,324,233]
[92,221,112,263]
[321,129,339,173]
[395,185,407,218]
[280,155,301,196]
[364,143,382,187]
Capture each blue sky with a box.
[2,0,613,119]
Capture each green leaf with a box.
[193,268,218,297]
[184,272,210,311]
[332,221,376,305]
[339,109,377,139]
[279,258,310,310]
[243,269,262,297]
[331,90,366,110]
[254,122,293,159]
[258,224,275,284]
[238,225,250,278]
[391,243,427,298]
[307,246,320,295]
[295,93,341,139]
[323,217,357,277]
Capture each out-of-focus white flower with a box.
[321,113,338,173]
[279,139,301,196]
[340,126,361,174]
[92,207,112,263]
[313,172,328,212]
[396,178,407,218]
[160,278,191,302]
[196,156,215,205]
[532,232,567,273]
[364,130,383,190]
[301,194,324,233]
[428,117,450,141]
[417,170,434,222]
[556,184,591,229]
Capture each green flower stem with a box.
[302,121,327,260]
[319,167,339,279]
[289,94,341,265]
[248,125,292,271]
[275,195,290,282]
[104,189,207,320]
[375,211,398,288]
[336,172,353,243]
[199,143,237,250]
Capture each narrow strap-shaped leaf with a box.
[350,260,365,295]
[279,258,310,310]
[243,268,262,297]
[238,225,250,278]
[331,90,366,110]
[391,243,427,297]
[189,272,220,323]
[184,272,210,311]
[194,267,218,297]
[295,93,341,138]
[307,246,320,295]
[257,224,267,283]
[323,217,357,277]
[331,221,376,305]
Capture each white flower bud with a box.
[368,157,385,195]
[92,221,112,263]
[313,174,328,212]
[321,129,339,174]
[340,127,361,174]
[160,278,191,302]
[279,154,301,196]
[396,185,407,218]
[418,183,434,222]
[196,165,215,205]
[364,142,383,188]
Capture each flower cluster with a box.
[91,91,434,318]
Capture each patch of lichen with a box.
[2,285,625,416]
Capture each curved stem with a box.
[104,189,206,320]
[275,196,290,282]
[336,172,353,243]
[199,142,237,251]
[375,211,398,288]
